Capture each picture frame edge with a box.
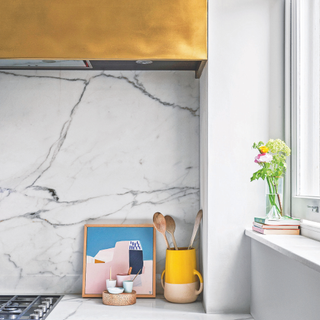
[82,224,156,298]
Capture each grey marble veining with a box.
[47,295,254,320]
[0,70,200,294]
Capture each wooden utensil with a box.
[188,209,203,249]
[132,269,142,282]
[153,212,170,249]
[165,215,178,250]
[128,267,132,275]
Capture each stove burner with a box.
[0,295,63,320]
[2,307,22,313]
[0,315,19,320]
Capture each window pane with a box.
[296,0,320,197]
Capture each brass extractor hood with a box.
[0,0,207,78]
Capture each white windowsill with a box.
[300,219,320,242]
[245,229,320,274]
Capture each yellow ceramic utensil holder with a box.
[161,247,203,303]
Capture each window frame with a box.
[288,0,320,222]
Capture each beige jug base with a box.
[164,282,200,304]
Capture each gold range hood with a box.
[0,0,207,78]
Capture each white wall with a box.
[251,241,320,320]
[201,0,285,313]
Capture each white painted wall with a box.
[201,0,285,313]
[251,241,320,320]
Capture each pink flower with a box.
[254,153,273,163]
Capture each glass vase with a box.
[265,177,283,219]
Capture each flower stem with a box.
[266,177,281,214]
[277,192,283,216]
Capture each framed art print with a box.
[82,224,156,298]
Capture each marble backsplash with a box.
[0,70,200,294]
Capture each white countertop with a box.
[245,229,320,273]
[48,295,253,320]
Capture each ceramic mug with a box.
[123,280,133,293]
[161,247,203,303]
[116,274,131,287]
[106,279,116,290]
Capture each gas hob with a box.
[0,295,63,320]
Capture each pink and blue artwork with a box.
[82,224,156,297]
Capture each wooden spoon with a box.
[153,212,170,249]
[165,215,178,250]
[132,268,142,282]
[128,267,132,275]
[188,209,203,249]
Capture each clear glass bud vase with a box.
[265,177,283,219]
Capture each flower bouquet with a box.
[251,139,291,219]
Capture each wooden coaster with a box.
[102,290,136,306]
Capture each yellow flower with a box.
[259,146,269,154]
